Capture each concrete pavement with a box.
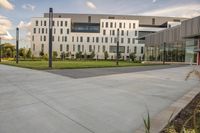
[0,64,199,133]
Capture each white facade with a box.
[31,15,176,60]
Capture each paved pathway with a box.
[46,64,186,78]
[0,64,199,133]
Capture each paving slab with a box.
[0,64,199,133]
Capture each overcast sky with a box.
[0,0,200,47]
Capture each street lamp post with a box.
[48,8,53,68]
[163,42,166,65]
[16,27,19,64]
[116,28,120,65]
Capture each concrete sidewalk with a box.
[0,64,199,133]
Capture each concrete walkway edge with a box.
[135,83,200,133]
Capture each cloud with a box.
[22,4,35,11]
[86,1,96,9]
[18,21,31,30]
[0,15,12,35]
[152,0,157,3]
[0,0,14,10]
[141,4,200,18]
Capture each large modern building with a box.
[143,15,200,65]
[31,13,187,60]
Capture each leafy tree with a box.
[53,51,58,60]
[90,51,95,59]
[129,52,137,61]
[60,52,66,60]
[5,48,12,57]
[104,51,109,60]
[39,51,44,57]
[26,48,32,58]
[76,52,82,59]
[19,48,26,60]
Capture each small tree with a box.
[5,48,12,58]
[19,48,26,60]
[60,52,66,60]
[53,51,58,61]
[26,48,32,58]
[129,52,136,61]
[39,51,44,58]
[76,52,82,60]
[104,51,109,60]
[90,51,95,59]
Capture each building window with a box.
[41,44,44,52]
[66,44,69,51]
[67,29,69,34]
[52,21,55,26]
[41,21,43,26]
[132,38,135,44]
[73,45,75,52]
[110,22,113,28]
[121,30,124,36]
[135,31,138,36]
[46,28,48,34]
[61,21,63,26]
[141,47,144,54]
[127,46,129,53]
[102,22,104,28]
[134,46,137,53]
[93,37,95,42]
[152,18,155,25]
[133,23,135,29]
[82,45,84,52]
[128,38,131,44]
[80,36,83,42]
[35,20,38,26]
[119,23,122,28]
[106,22,108,28]
[98,45,100,52]
[96,37,99,43]
[39,28,40,34]
[44,21,46,26]
[40,36,42,41]
[121,38,124,43]
[65,36,67,42]
[88,16,91,23]
[54,28,56,34]
[52,36,54,42]
[32,36,34,41]
[44,36,46,42]
[103,30,106,35]
[105,37,108,43]
[33,44,35,51]
[103,45,106,52]
[34,28,36,34]
[111,37,113,43]
[57,21,59,26]
[93,45,95,51]
[112,30,115,35]
[102,37,104,43]
[123,23,125,28]
[89,45,92,52]
[129,23,131,29]
[78,45,81,52]
[127,31,129,36]
[60,44,63,51]
[87,37,90,42]
[72,37,74,42]
[65,21,67,27]
[58,36,60,42]
[60,29,63,34]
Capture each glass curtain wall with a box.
[185,39,197,63]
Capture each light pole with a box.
[48,8,53,68]
[16,27,19,64]
[163,42,166,65]
[116,28,120,65]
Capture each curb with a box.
[134,83,200,133]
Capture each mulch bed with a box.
[161,92,200,133]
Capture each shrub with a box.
[129,52,136,61]
[53,51,58,61]
[104,51,109,60]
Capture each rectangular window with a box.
[67,29,69,34]
[60,29,63,34]
[110,22,113,28]
[54,28,56,34]
[61,21,63,26]
[112,30,115,35]
[87,37,90,42]
[42,28,44,34]
[121,38,124,43]
[89,45,92,52]
[134,46,137,53]
[52,36,54,42]
[78,45,81,52]
[82,45,84,52]
[106,22,108,28]
[77,37,79,42]
[33,44,35,51]
[119,23,122,28]
[72,37,74,42]
[32,36,34,41]
[80,37,83,42]
[135,31,138,36]
[57,21,59,26]
[133,23,135,29]
[152,18,155,25]
[121,30,124,36]
[98,45,100,52]
[96,37,99,43]
[41,21,43,26]
[73,45,75,52]
[65,21,67,27]
[34,28,36,34]
[93,37,95,42]
[141,47,144,54]
[102,37,104,43]
[127,46,129,53]
[60,44,63,51]
[40,36,42,41]
[44,21,46,26]
[124,23,125,28]
[38,28,40,34]
[52,21,55,26]
[132,38,135,44]
[66,44,69,51]
[35,20,38,26]
[128,38,131,44]
[41,44,44,52]
[129,23,131,29]
[88,16,91,23]
[103,45,105,52]
[65,36,67,42]
[103,30,106,35]
[127,31,129,36]
[44,36,46,41]
[105,37,108,43]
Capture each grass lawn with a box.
[0,60,154,70]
